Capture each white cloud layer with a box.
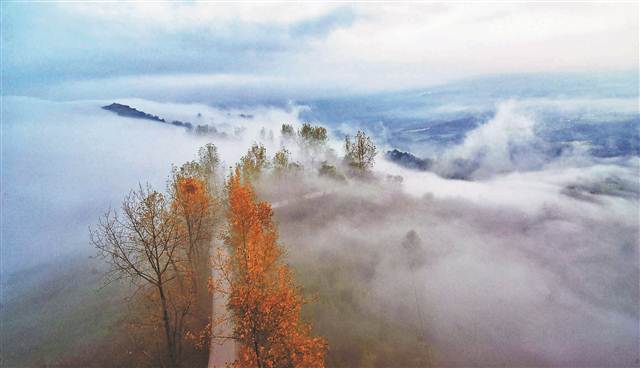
[2,2,637,97]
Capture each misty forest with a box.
[1,3,639,368]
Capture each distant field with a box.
[1,256,128,367]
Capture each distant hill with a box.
[385,149,432,171]
[101,102,202,131]
[102,103,166,123]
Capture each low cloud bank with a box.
[0,96,304,274]
[276,95,638,365]
[2,95,637,366]
[435,101,549,178]
[272,170,638,366]
[380,97,639,180]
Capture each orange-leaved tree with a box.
[221,168,327,368]
[171,172,219,362]
[173,176,213,292]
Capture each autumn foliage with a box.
[222,168,327,368]
[93,143,329,367]
[92,146,221,367]
[173,176,213,293]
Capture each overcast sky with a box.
[2,2,638,99]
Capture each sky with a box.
[2,2,638,100]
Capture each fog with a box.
[274,180,638,366]
[272,165,638,366]
[268,97,638,365]
[3,2,638,365]
[0,96,303,274]
[2,93,638,366]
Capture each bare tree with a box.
[91,185,185,367]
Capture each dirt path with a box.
[208,245,236,368]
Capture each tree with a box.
[318,161,346,182]
[198,143,221,194]
[272,148,291,176]
[281,124,295,139]
[172,177,214,314]
[216,169,327,368]
[402,230,427,269]
[298,123,328,168]
[169,147,221,361]
[172,160,202,182]
[240,143,268,181]
[171,143,221,195]
[171,176,217,367]
[91,185,185,367]
[298,123,327,146]
[344,130,377,175]
[92,145,220,367]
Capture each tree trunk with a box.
[158,284,178,368]
[253,336,264,368]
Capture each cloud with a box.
[1,3,354,94]
[2,3,637,97]
[63,3,341,27]
[436,101,547,178]
[290,6,356,38]
[32,73,292,103]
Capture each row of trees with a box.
[280,122,378,177]
[92,140,329,367]
[91,145,219,367]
